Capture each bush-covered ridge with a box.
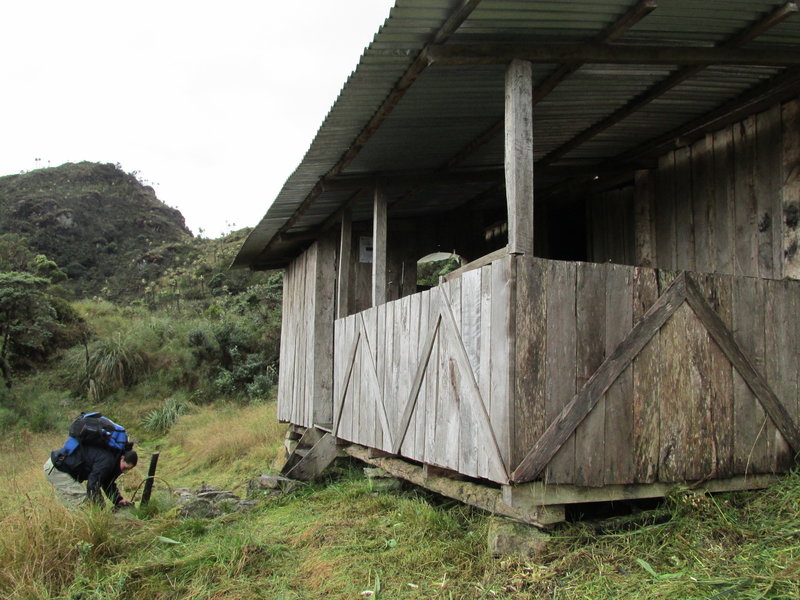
[0,162,193,299]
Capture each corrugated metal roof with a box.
[234,0,800,268]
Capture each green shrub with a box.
[85,334,149,401]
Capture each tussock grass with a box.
[2,406,798,600]
[141,395,192,433]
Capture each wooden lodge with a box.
[234,0,800,525]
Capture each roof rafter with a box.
[249,0,485,266]
[443,0,659,170]
[540,0,798,166]
[540,65,800,201]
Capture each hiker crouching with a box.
[44,446,138,508]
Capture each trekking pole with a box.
[140,450,160,506]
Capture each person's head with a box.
[120,449,138,473]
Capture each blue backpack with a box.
[58,412,131,456]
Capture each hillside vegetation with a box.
[1,163,798,599]
[0,162,192,299]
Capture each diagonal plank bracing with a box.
[387,286,510,481]
[358,312,395,450]
[511,272,800,483]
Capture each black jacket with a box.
[51,445,123,506]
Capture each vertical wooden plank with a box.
[388,298,401,453]
[782,99,800,280]
[414,291,430,462]
[605,191,620,263]
[764,279,796,471]
[337,209,352,318]
[479,264,494,478]
[286,260,300,423]
[461,270,482,377]
[756,106,781,279]
[658,303,696,482]
[691,135,715,273]
[373,186,388,306]
[713,127,735,276]
[603,264,634,485]
[634,170,656,267]
[407,293,423,459]
[313,232,337,427]
[277,262,292,422]
[790,280,800,439]
[544,260,577,484]
[573,262,606,487]
[339,315,360,441]
[732,277,770,473]
[332,318,342,431]
[590,195,606,262]
[622,187,636,265]
[490,256,514,480]
[424,290,440,466]
[674,146,694,271]
[460,271,481,477]
[692,272,735,478]
[505,59,534,255]
[512,257,547,472]
[374,303,386,450]
[398,296,415,456]
[610,190,631,264]
[733,116,759,277]
[293,251,306,426]
[438,282,461,471]
[385,301,398,450]
[655,152,677,270]
[632,267,660,483]
[304,246,318,428]
[681,284,717,482]
[363,309,379,450]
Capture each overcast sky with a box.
[1,0,395,238]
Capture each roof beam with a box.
[540,1,798,165]
[426,42,800,67]
[443,0,658,170]
[541,65,800,201]
[614,65,800,163]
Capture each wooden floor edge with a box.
[343,444,561,527]
[502,473,781,506]
[343,444,781,525]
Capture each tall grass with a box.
[2,409,798,600]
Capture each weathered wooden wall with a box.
[277,236,336,428]
[311,252,799,487]
[590,98,800,279]
[333,255,516,483]
[588,186,635,265]
[513,256,799,486]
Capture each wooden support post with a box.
[505,59,534,255]
[140,451,160,506]
[313,230,336,428]
[337,208,352,319]
[373,186,388,306]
